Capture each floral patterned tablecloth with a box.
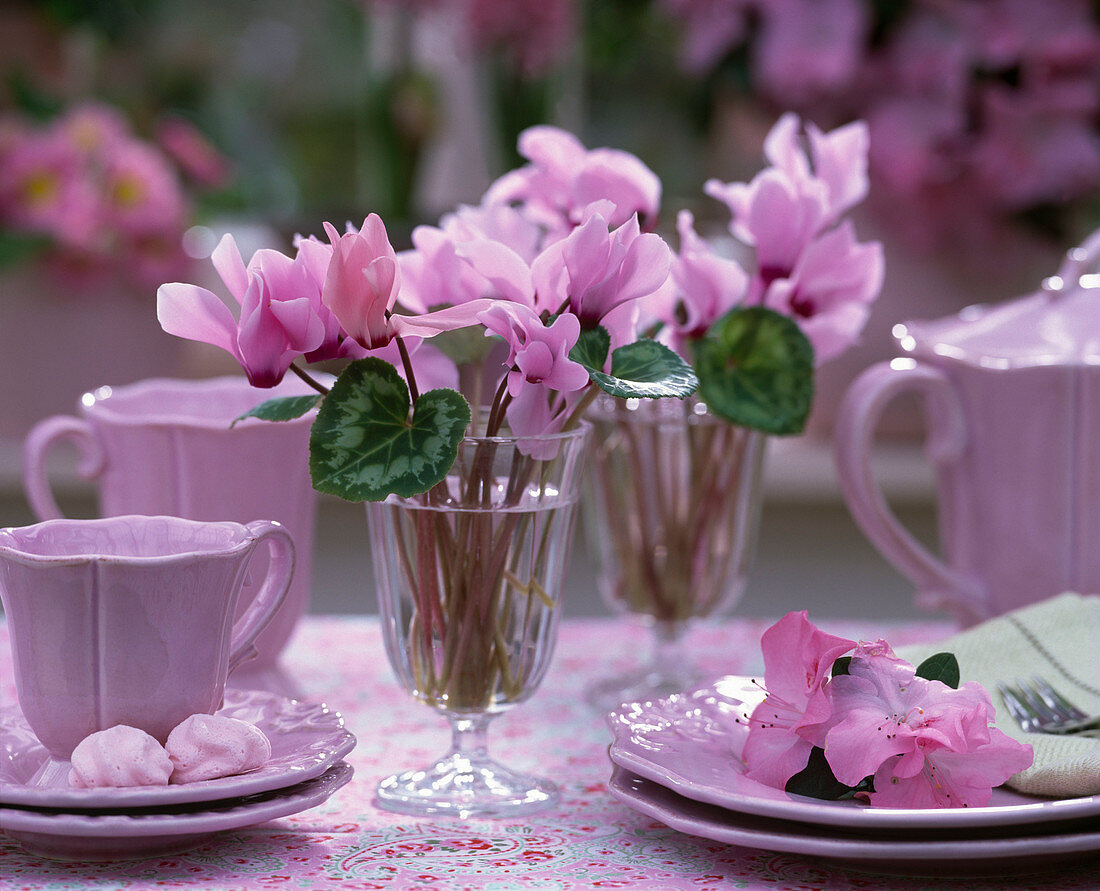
[1,615,1098,891]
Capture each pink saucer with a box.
[0,689,355,809]
[1,762,353,861]
[608,768,1100,877]
[607,675,1100,831]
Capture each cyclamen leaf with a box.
[915,652,961,689]
[232,395,321,427]
[569,325,611,374]
[691,306,814,435]
[590,339,698,399]
[308,358,471,502]
[784,746,870,801]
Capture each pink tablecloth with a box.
[1,615,1097,891]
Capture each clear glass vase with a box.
[367,421,590,817]
[583,396,766,711]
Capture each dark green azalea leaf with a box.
[691,306,814,435]
[0,232,48,267]
[590,339,698,399]
[831,656,852,677]
[569,325,611,374]
[232,394,321,427]
[915,652,960,689]
[309,358,471,502]
[784,746,868,801]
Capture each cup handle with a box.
[23,416,105,520]
[228,521,296,674]
[834,361,986,619]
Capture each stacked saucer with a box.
[0,689,355,860]
[607,676,1100,877]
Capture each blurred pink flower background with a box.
[0,101,229,292]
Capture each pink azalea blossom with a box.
[824,648,1033,808]
[741,611,855,788]
[485,125,662,234]
[101,139,187,237]
[0,130,97,249]
[531,211,671,349]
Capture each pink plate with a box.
[608,767,1100,877]
[0,761,353,861]
[607,676,1100,831]
[0,689,355,809]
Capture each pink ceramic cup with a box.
[0,515,294,760]
[22,376,319,668]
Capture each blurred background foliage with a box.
[3,0,1100,257]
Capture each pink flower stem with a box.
[394,334,420,404]
[289,363,330,395]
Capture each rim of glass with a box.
[459,418,591,446]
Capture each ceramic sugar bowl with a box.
[835,231,1100,626]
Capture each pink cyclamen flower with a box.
[824,647,1033,808]
[399,222,536,314]
[531,211,671,349]
[741,612,856,789]
[485,125,662,234]
[656,209,749,356]
[753,0,869,108]
[321,214,402,350]
[705,113,870,269]
[322,214,497,351]
[157,234,333,387]
[477,303,590,399]
[761,220,884,364]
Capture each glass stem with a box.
[650,620,692,682]
[448,714,493,766]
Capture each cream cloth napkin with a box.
[897,591,1100,798]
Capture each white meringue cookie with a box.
[165,714,271,784]
[68,725,173,788]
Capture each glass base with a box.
[584,662,703,714]
[374,753,559,818]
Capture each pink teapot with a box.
[835,231,1100,626]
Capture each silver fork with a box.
[997,677,1100,736]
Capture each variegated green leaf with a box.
[308,358,471,501]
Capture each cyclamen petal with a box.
[156,283,240,357]
[210,234,250,305]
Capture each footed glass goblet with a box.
[367,423,589,817]
[583,396,766,712]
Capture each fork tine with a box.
[997,682,1041,733]
[1014,678,1061,725]
[1031,676,1090,721]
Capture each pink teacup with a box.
[23,375,319,667]
[0,515,293,760]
